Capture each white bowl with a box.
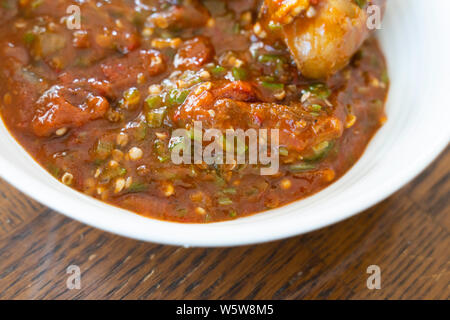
[1,0,449,247]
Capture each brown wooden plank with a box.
[403,148,450,230]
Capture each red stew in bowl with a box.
[0,0,388,222]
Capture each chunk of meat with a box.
[174,37,215,69]
[260,0,386,78]
[2,43,30,65]
[146,0,210,29]
[31,85,109,137]
[20,1,140,68]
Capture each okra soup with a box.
[0,0,388,223]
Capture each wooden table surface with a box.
[0,148,448,300]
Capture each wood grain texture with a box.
[0,148,448,300]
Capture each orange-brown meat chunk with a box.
[31,85,109,137]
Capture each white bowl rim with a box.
[0,133,447,248]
